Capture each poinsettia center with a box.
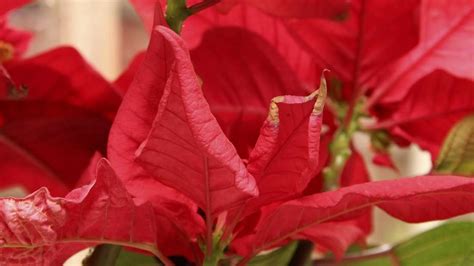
[0,41,14,63]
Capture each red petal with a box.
[368,0,474,106]
[0,19,32,60]
[246,0,349,19]
[246,175,474,256]
[135,26,257,215]
[108,6,204,254]
[0,159,172,265]
[340,149,370,187]
[286,0,420,99]
[191,27,306,158]
[372,70,474,160]
[0,0,31,16]
[372,152,398,170]
[340,150,372,237]
[3,47,121,116]
[108,2,170,181]
[299,221,365,259]
[244,73,327,210]
[184,4,318,85]
[0,47,119,195]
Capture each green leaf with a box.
[248,242,298,266]
[334,222,474,266]
[395,222,474,266]
[115,250,159,266]
[83,244,122,266]
[435,114,474,175]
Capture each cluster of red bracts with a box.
[0,0,473,265]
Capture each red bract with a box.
[0,47,120,195]
[235,175,474,261]
[109,5,474,261]
[0,0,31,63]
[135,26,258,215]
[368,0,474,106]
[0,0,473,264]
[230,0,349,19]
[0,19,31,62]
[191,27,307,158]
[0,0,30,16]
[0,159,175,265]
[372,70,474,160]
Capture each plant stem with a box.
[323,99,365,190]
[166,0,222,33]
[288,240,314,266]
[166,0,190,33]
[83,244,122,266]
[202,233,225,266]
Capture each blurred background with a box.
[6,0,473,263]
[10,0,148,80]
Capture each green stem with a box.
[323,99,365,190]
[83,244,122,266]
[166,0,190,33]
[166,0,221,33]
[203,237,225,266]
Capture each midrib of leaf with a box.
[0,133,62,182]
[349,0,366,100]
[253,190,473,255]
[257,90,323,183]
[367,6,474,107]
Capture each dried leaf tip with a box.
[267,71,328,124]
[313,70,328,115]
[268,95,285,124]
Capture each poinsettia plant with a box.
[0,0,473,265]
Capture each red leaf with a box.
[245,0,349,19]
[129,1,319,85]
[0,0,31,16]
[372,152,398,170]
[368,0,474,107]
[372,70,474,159]
[135,26,258,215]
[298,221,365,259]
[0,159,174,265]
[0,47,119,195]
[286,0,420,99]
[4,47,122,117]
[190,27,306,158]
[0,19,31,61]
[244,73,327,210]
[108,2,170,181]
[340,149,372,238]
[245,175,474,257]
[340,149,370,187]
[108,7,204,258]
